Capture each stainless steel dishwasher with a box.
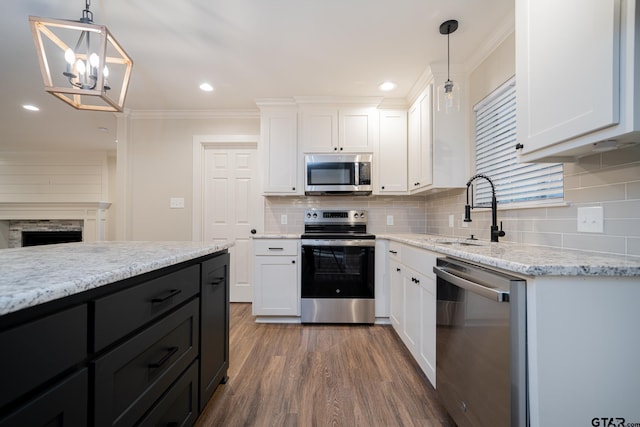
[433,257,527,427]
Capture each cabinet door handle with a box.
[208,277,225,286]
[389,250,398,254]
[396,268,401,272]
[292,260,296,264]
[292,187,296,191]
[334,147,338,151]
[148,346,179,369]
[268,247,284,250]
[151,289,181,303]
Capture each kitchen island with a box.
[0,241,232,427]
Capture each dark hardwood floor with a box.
[195,303,455,427]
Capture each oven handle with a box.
[301,239,376,247]
[433,266,509,302]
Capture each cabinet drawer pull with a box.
[151,289,182,304]
[268,247,284,250]
[148,346,179,369]
[208,277,225,286]
[389,250,398,254]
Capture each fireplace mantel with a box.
[0,201,111,243]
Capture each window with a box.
[473,77,563,207]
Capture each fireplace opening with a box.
[22,230,83,247]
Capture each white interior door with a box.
[203,147,260,302]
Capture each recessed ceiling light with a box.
[378,81,397,92]
[199,83,214,92]
[23,104,40,111]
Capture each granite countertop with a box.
[252,234,301,239]
[0,241,233,316]
[379,234,640,277]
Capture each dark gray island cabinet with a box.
[0,248,230,427]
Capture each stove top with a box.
[302,209,373,240]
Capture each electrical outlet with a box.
[281,214,288,225]
[387,215,394,226]
[577,206,604,233]
[449,214,454,228]
[461,214,468,228]
[170,197,185,209]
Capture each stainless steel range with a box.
[300,209,375,324]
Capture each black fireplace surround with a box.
[22,230,83,247]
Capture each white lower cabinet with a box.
[252,239,300,317]
[386,240,437,386]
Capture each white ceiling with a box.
[0,0,514,152]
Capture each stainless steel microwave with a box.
[304,153,372,195]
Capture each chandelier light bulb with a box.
[89,53,99,67]
[75,59,86,75]
[103,66,109,78]
[64,48,76,65]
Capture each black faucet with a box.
[464,173,505,242]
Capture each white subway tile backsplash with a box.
[562,234,626,255]
[261,147,638,256]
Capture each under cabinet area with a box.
[387,240,437,386]
[0,249,230,427]
[252,239,300,318]
[516,0,640,161]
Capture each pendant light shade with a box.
[29,0,133,112]
[437,19,460,114]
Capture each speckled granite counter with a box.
[379,234,640,277]
[0,241,232,316]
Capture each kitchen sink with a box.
[431,238,489,247]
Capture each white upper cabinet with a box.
[516,0,640,161]
[300,105,377,153]
[407,79,468,194]
[376,109,408,194]
[258,104,301,195]
[408,87,433,192]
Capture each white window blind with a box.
[473,78,563,207]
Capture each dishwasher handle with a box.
[433,265,509,302]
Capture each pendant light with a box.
[29,0,133,112]
[437,19,460,114]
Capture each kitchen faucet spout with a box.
[464,173,505,242]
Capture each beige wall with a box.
[425,31,640,257]
[123,116,259,241]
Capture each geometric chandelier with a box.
[28,0,133,112]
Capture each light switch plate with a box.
[387,215,394,226]
[577,206,604,233]
[281,214,288,225]
[170,197,185,209]
[449,214,455,228]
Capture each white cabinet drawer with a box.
[402,245,437,279]
[388,241,402,262]
[254,239,299,256]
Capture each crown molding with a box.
[128,109,259,120]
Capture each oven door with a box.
[301,239,375,298]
